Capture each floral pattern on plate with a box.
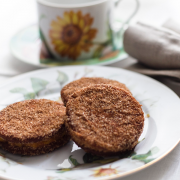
[0,66,179,180]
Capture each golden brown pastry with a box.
[61,77,131,106]
[0,99,70,155]
[65,84,144,156]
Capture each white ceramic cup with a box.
[37,0,139,61]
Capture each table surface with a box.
[1,0,180,180]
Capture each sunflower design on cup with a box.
[49,11,97,60]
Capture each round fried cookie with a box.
[66,84,144,156]
[61,77,131,106]
[0,99,70,155]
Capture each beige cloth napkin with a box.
[123,21,180,69]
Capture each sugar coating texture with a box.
[66,84,144,156]
[61,77,131,106]
[0,99,67,143]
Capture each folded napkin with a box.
[123,21,180,69]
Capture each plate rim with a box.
[0,65,179,180]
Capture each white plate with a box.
[0,65,179,180]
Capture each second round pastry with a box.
[65,84,144,156]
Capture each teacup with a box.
[37,0,139,61]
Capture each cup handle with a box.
[111,0,140,50]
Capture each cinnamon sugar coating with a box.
[0,99,67,143]
[0,99,70,155]
[65,84,144,156]
[61,77,131,106]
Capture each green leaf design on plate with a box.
[69,155,80,166]
[132,152,151,160]
[131,147,159,164]
[56,147,159,173]
[10,88,36,100]
[56,71,68,85]
[140,158,155,164]
[24,92,36,100]
[57,154,119,173]
[57,168,71,173]
[10,88,28,95]
[31,78,49,94]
